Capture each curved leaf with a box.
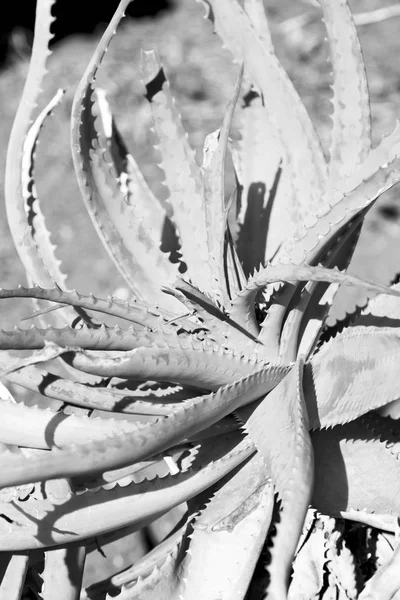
[0,366,287,487]
[320,0,371,189]
[238,359,314,599]
[180,453,274,600]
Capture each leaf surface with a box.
[202,66,243,304]
[207,0,327,232]
[237,359,314,599]
[311,420,400,520]
[5,0,57,289]
[70,1,180,312]
[140,49,212,298]
[4,364,195,415]
[320,0,371,190]
[41,546,86,600]
[0,366,287,487]
[0,435,253,550]
[0,343,68,377]
[180,453,274,600]
[0,553,29,600]
[305,326,400,428]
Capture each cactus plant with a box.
[3,0,400,598]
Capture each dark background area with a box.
[0,0,175,68]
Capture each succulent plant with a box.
[3,0,400,598]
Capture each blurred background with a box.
[2,0,400,591]
[2,0,400,323]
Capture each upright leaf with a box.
[320,0,371,191]
[71,1,181,312]
[202,66,243,304]
[5,0,57,288]
[180,453,274,600]
[206,0,327,235]
[237,359,314,599]
[140,49,213,298]
[237,0,295,264]
[0,553,29,600]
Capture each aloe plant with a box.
[2,0,400,597]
